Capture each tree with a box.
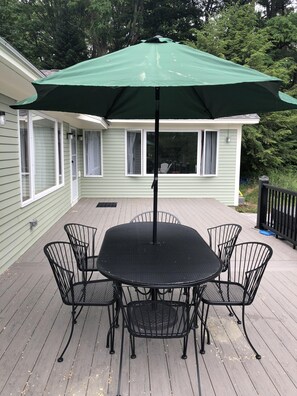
[257,0,294,18]
[0,0,88,68]
[33,0,88,68]
[0,0,44,67]
[140,0,203,41]
[191,3,297,177]
[83,0,205,58]
[241,112,297,175]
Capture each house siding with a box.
[0,93,73,273]
[80,128,239,205]
[0,36,262,273]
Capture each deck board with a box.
[1,198,297,396]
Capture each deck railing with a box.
[257,176,297,249]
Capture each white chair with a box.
[160,162,171,173]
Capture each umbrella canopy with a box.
[12,36,297,243]
[13,36,297,119]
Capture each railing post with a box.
[256,175,269,229]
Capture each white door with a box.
[70,128,78,204]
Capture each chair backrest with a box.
[207,223,242,271]
[114,285,204,339]
[64,223,97,258]
[130,211,181,224]
[229,242,273,305]
[160,163,170,173]
[44,241,85,304]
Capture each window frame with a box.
[200,129,219,177]
[125,129,142,176]
[83,130,103,177]
[18,110,64,207]
[142,129,218,176]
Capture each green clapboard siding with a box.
[80,128,239,205]
[0,93,73,273]
[1,88,242,273]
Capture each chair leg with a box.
[182,335,188,359]
[200,303,210,354]
[193,327,202,396]
[241,305,261,359]
[87,272,93,282]
[197,307,210,343]
[228,306,241,324]
[58,307,76,362]
[74,305,84,323]
[130,335,136,359]
[116,315,125,396]
[106,305,115,354]
[115,300,120,328]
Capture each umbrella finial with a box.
[144,36,173,44]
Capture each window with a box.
[58,125,63,184]
[145,130,218,175]
[126,130,141,175]
[146,131,198,174]
[34,115,56,193]
[84,130,102,176]
[19,111,30,201]
[125,129,218,177]
[201,130,217,175]
[19,110,64,204]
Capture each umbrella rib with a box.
[192,87,215,119]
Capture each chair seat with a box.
[127,300,189,338]
[202,281,251,305]
[66,280,115,306]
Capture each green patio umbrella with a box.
[12,36,297,243]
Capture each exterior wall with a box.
[0,93,73,273]
[80,127,240,206]
[0,34,258,273]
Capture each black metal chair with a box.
[200,242,273,359]
[44,241,116,362]
[207,223,242,272]
[130,210,181,224]
[64,223,98,273]
[115,284,204,396]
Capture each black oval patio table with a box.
[97,222,222,287]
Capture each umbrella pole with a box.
[152,87,160,244]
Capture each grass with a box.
[236,170,297,213]
[237,181,258,213]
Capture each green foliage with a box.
[191,3,297,179]
[192,4,270,64]
[0,0,88,68]
[269,169,297,190]
[1,0,297,180]
[237,181,259,213]
[257,0,294,18]
[241,110,297,176]
[140,0,203,42]
[238,168,297,213]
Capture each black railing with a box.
[257,176,297,249]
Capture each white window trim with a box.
[18,110,64,207]
[201,129,219,177]
[125,129,142,176]
[123,129,219,177]
[58,122,65,185]
[83,130,103,177]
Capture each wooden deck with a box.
[1,198,297,396]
